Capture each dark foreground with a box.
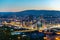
[0,25,60,40]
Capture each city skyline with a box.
[0,0,60,12]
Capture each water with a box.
[11,31,46,40]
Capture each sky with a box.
[0,0,60,12]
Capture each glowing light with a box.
[55,37,60,40]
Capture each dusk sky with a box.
[0,0,60,12]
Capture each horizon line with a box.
[0,9,60,12]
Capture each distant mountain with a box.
[0,10,60,18]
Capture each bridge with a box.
[3,22,37,30]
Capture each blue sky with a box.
[0,0,60,12]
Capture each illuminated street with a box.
[0,0,60,40]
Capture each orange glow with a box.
[39,30,42,32]
[55,36,60,40]
[44,37,47,40]
[56,32,60,35]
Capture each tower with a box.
[37,15,46,30]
